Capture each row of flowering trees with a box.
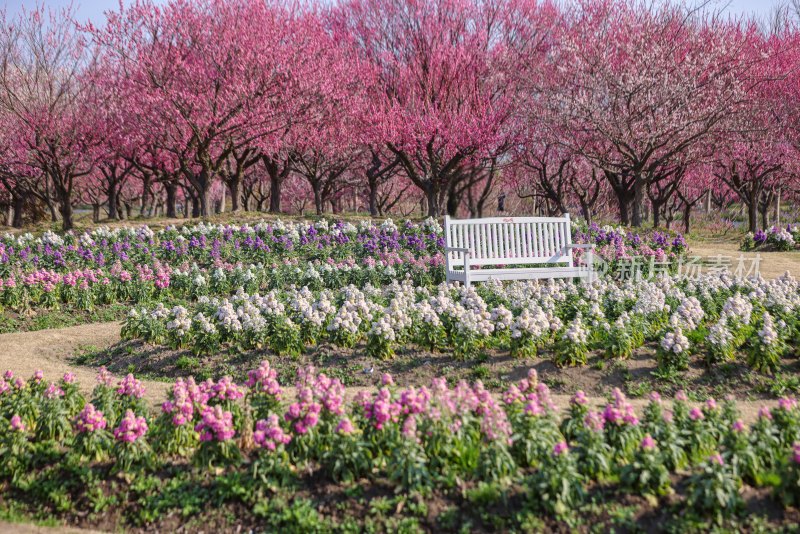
[0,0,799,230]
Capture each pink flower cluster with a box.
[195,405,235,442]
[336,417,355,434]
[602,388,639,426]
[792,443,800,464]
[502,369,557,417]
[10,414,25,432]
[75,404,107,433]
[245,360,282,399]
[113,409,149,442]
[117,374,146,398]
[44,383,64,399]
[253,414,291,450]
[209,376,244,402]
[161,377,211,426]
[284,367,345,435]
[96,366,115,387]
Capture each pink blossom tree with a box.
[339,0,555,217]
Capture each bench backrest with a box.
[444,214,574,267]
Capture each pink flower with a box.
[553,441,569,456]
[195,406,235,442]
[792,443,800,464]
[689,407,704,421]
[10,414,25,432]
[44,383,64,399]
[75,404,107,433]
[571,390,588,406]
[649,391,662,403]
[113,410,148,443]
[33,370,43,383]
[116,374,145,398]
[253,414,291,450]
[245,360,282,399]
[211,376,244,401]
[584,411,605,432]
[336,417,355,435]
[381,373,394,386]
[640,434,657,451]
[62,372,76,384]
[708,453,725,466]
[732,420,745,433]
[3,370,13,381]
[401,415,417,439]
[705,398,718,411]
[758,407,773,420]
[96,367,114,387]
[674,390,688,402]
[778,397,798,411]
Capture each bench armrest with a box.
[444,246,472,253]
[565,243,595,250]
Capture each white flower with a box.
[660,328,689,354]
[758,312,778,346]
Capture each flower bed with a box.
[742,224,800,251]
[0,219,687,315]
[122,273,800,378]
[1,365,799,531]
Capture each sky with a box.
[1,0,790,25]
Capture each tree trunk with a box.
[269,176,282,213]
[313,183,324,215]
[368,180,379,217]
[747,198,758,233]
[652,200,662,228]
[425,186,440,217]
[165,183,178,218]
[191,195,200,218]
[228,180,241,212]
[683,204,692,234]
[775,190,781,227]
[107,183,119,220]
[92,203,100,223]
[618,197,629,225]
[11,195,24,228]
[59,201,74,231]
[631,174,644,227]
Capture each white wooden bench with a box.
[444,214,595,287]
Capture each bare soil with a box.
[688,241,800,280]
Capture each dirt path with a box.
[0,522,106,534]
[0,321,170,403]
[688,241,800,279]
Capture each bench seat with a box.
[444,214,594,287]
